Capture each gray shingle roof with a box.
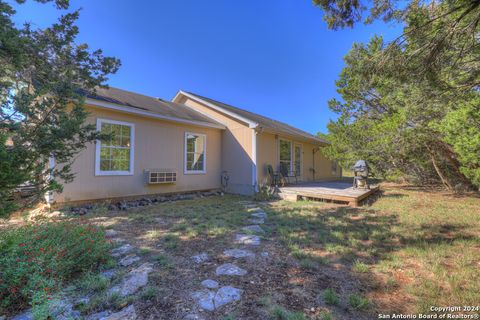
[86,87,224,127]
[185,92,329,144]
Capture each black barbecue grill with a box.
[352,160,370,189]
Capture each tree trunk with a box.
[437,141,476,189]
[429,150,453,190]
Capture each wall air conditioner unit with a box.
[144,169,177,184]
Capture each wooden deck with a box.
[278,180,379,207]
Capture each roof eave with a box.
[259,127,330,145]
[85,98,226,130]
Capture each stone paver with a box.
[248,217,264,224]
[119,255,140,267]
[105,229,119,238]
[12,310,32,320]
[12,298,80,320]
[183,314,206,320]
[213,286,242,309]
[50,299,80,320]
[192,253,209,264]
[223,249,255,258]
[111,244,134,257]
[191,286,243,311]
[110,263,153,297]
[86,311,110,320]
[201,279,219,289]
[216,263,247,276]
[242,225,264,233]
[234,234,261,246]
[191,290,216,311]
[251,211,267,219]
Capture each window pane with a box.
[187,152,204,171]
[101,123,112,134]
[186,134,197,152]
[280,140,291,161]
[195,137,205,153]
[193,153,204,171]
[294,146,301,173]
[112,148,129,160]
[100,159,111,171]
[195,161,204,171]
[100,123,112,146]
[121,125,131,138]
[121,135,130,147]
[111,124,122,146]
[332,161,337,174]
[100,147,111,160]
[111,160,121,171]
[119,160,129,171]
[120,126,131,147]
[280,162,290,174]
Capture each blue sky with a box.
[10,0,401,134]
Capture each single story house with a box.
[54,87,341,203]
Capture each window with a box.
[185,132,206,174]
[294,144,302,175]
[95,119,134,176]
[279,139,292,174]
[332,161,338,175]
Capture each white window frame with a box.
[294,143,303,176]
[184,132,207,174]
[95,118,135,176]
[279,138,293,174]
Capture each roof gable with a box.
[174,91,329,144]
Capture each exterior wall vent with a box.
[145,169,177,184]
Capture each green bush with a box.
[271,306,307,320]
[348,293,369,310]
[323,288,340,305]
[0,220,112,314]
[254,184,277,201]
[352,260,369,273]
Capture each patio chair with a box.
[279,166,298,185]
[267,165,281,187]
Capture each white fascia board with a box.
[174,91,259,129]
[85,98,226,130]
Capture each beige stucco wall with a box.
[256,132,341,185]
[56,105,223,202]
[175,96,255,195]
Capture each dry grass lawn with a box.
[2,183,479,320]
